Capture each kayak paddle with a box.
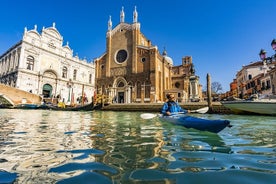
[140,106,209,119]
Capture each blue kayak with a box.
[159,115,231,133]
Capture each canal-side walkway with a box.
[101,102,232,114]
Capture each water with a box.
[0,109,275,184]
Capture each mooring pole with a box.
[207,73,212,112]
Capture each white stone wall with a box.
[0,23,95,104]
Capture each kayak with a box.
[159,114,231,133]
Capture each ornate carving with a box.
[111,67,126,76]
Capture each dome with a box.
[162,49,173,65]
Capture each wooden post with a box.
[207,73,212,112]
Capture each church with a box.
[0,23,95,105]
[94,7,202,103]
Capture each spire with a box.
[108,15,112,31]
[53,22,56,28]
[133,6,138,23]
[120,6,125,23]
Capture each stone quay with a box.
[101,102,232,114]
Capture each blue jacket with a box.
[161,101,188,115]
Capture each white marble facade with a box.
[0,23,95,104]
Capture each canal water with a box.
[0,109,275,184]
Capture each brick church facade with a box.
[95,7,202,103]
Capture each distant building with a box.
[94,7,202,103]
[0,23,95,105]
[269,67,276,94]
[229,79,238,98]
[235,60,276,98]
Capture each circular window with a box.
[116,50,128,63]
[175,82,180,88]
[141,58,146,63]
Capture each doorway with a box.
[42,84,52,98]
[118,92,124,103]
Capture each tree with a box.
[211,82,223,94]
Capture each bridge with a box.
[0,83,42,107]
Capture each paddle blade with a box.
[191,107,209,114]
[140,113,157,119]
[196,107,209,113]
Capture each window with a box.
[62,66,68,78]
[89,74,92,84]
[26,56,34,70]
[266,80,271,89]
[141,57,146,63]
[118,81,125,87]
[116,49,128,63]
[248,74,252,80]
[73,69,77,80]
[175,82,180,88]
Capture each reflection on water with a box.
[0,109,275,184]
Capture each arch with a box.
[62,66,68,78]
[112,77,128,103]
[0,94,14,106]
[113,77,127,88]
[63,45,73,56]
[44,27,62,40]
[27,30,41,39]
[42,83,53,98]
[26,55,35,70]
[43,69,58,78]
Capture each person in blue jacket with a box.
[161,93,190,116]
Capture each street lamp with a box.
[259,49,267,61]
[259,39,276,63]
[271,39,276,51]
[271,39,276,61]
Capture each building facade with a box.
[235,60,276,98]
[95,7,202,103]
[0,23,95,105]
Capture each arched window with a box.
[26,56,34,70]
[117,81,125,87]
[62,66,68,78]
[137,81,141,98]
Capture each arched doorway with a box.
[42,84,53,98]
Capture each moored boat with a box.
[159,114,231,133]
[14,103,40,109]
[40,102,99,111]
[221,94,276,115]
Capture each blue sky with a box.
[1,0,276,92]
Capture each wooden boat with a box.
[14,103,40,109]
[39,102,100,111]
[159,114,231,133]
[222,94,276,115]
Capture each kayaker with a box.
[161,94,190,116]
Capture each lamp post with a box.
[271,39,276,61]
[259,39,276,63]
[259,49,267,61]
